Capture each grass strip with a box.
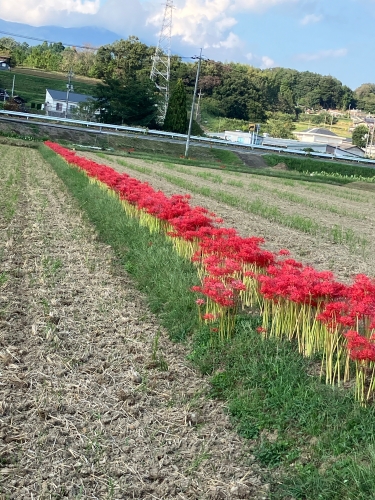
[264,154,375,180]
[39,145,375,499]
[38,144,200,341]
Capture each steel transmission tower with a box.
[150,0,173,122]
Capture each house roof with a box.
[302,128,338,136]
[339,143,364,152]
[46,89,94,103]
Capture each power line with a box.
[0,29,100,50]
[0,28,197,59]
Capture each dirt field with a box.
[0,146,270,499]
[85,152,375,283]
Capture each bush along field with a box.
[40,142,375,499]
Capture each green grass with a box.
[100,148,247,172]
[191,316,375,500]
[264,154,375,181]
[39,144,375,499]
[245,165,353,185]
[0,70,97,104]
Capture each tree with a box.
[92,37,152,81]
[94,76,159,127]
[163,78,187,133]
[71,99,98,122]
[352,125,368,149]
[355,83,375,114]
[341,85,356,110]
[264,112,296,138]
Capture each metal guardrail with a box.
[1,109,375,167]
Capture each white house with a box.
[45,89,95,118]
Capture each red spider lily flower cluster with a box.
[45,141,375,404]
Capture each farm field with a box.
[3,142,375,500]
[86,151,375,283]
[0,144,269,499]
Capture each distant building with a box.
[262,137,328,153]
[44,89,95,118]
[0,55,11,71]
[293,127,346,147]
[224,130,262,146]
[327,144,366,159]
[261,132,365,159]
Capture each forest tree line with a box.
[1,35,375,128]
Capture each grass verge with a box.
[39,144,375,499]
[192,316,375,500]
[264,154,375,181]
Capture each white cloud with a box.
[216,17,238,31]
[148,0,299,49]
[300,14,323,25]
[0,0,100,24]
[246,52,254,61]
[212,32,242,49]
[297,48,348,61]
[261,55,276,68]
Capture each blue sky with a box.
[0,0,373,89]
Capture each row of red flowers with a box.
[45,141,375,404]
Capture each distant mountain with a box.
[0,18,121,48]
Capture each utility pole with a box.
[185,48,203,158]
[150,0,173,123]
[65,68,74,118]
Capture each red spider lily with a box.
[45,141,375,404]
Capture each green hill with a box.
[0,67,99,105]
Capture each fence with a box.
[0,109,375,167]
